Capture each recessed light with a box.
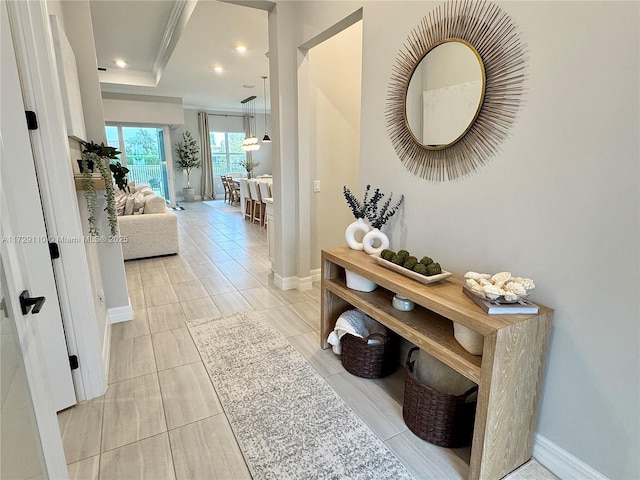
[242,85,256,89]
[214,65,223,73]
[235,45,247,53]
[115,59,127,68]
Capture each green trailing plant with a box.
[343,184,404,229]
[94,156,119,237]
[79,141,122,237]
[79,154,99,236]
[174,131,201,188]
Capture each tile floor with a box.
[57,200,556,480]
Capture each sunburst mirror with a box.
[386,0,527,181]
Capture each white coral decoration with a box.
[513,277,535,290]
[464,271,535,302]
[504,282,527,296]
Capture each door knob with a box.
[19,290,46,315]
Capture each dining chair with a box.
[248,180,264,226]
[221,175,230,203]
[228,178,241,206]
[239,178,252,221]
[258,181,271,228]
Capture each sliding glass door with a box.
[105,125,176,206]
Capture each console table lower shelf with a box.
[320,247,553,480]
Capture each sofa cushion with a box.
[124,192,145,215]
[144,195,167,214]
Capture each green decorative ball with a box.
[420,256,434,266]
[391,254,405,265]
[381,249,395,261]
[413,263,428,275]
[426,262,442,276]
[403,256,418,270]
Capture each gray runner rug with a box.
[188,311,415,480]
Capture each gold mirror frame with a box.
[386,0,527,181]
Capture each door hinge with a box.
[69,355,79,370]
[25,111,38,130]
[49,242,60,260]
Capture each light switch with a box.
[313,180,320,192]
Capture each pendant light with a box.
[241,95,260,151]
[261,75,271,143]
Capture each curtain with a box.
[243,114,253,177]
[199,112,214,199]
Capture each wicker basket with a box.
[341,332,397,379]
[403,347,478,447]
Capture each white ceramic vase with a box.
[345,218,372,250]
[362,228,390,255]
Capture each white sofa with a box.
[116,186,179,260]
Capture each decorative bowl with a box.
[372,255,452,285]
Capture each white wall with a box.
[60,0,129,314]
[102,93,185,125]
[280,2,639,479]
[307,21,362,269]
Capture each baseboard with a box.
[108,303,133,324]
[310,268,321,283]
[533,433,607,480]
[274,273,313,291]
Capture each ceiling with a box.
[90,0,270,113]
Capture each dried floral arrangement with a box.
[343,185,404,229]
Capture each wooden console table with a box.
[321,246,553,480]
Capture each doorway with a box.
[307,20,363,269]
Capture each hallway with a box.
[57,200,552,479]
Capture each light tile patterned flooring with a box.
[58,200,556,480]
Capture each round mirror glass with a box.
[405,40,485,149]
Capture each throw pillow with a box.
[137,185,154,196]
[123,192,145,215]
[115,191,127,216]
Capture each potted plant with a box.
[110,161,130,192]
[239,157,260,179]
[174,131,200,202]
[79,141,120,237]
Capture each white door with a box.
[1,0,76,413]
[0,254,68,479]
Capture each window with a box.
[210,131,246,177]
[104,125,173,205]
